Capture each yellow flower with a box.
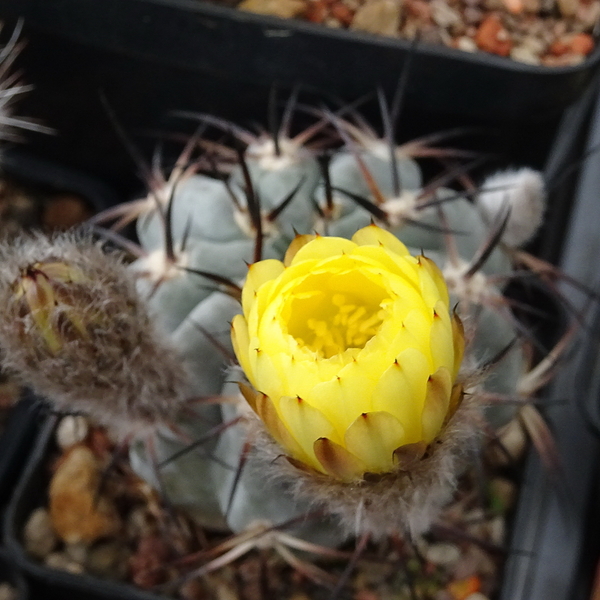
[231,225,464,482]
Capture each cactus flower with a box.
[232,225,464,482]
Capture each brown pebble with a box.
[49,445,121,545]
[475,14,513,56]
[43,195,91,229]
[406,0,432,19]
[129,534,171,589]
[351,0,402,36]
[571,32,594,55]
[238,0,307,18]
[304,0,329,22]
[331,1,355,25]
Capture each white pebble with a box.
[0,583,18,600]
[425,542,462,566]
[477,167,546,247]
[56,415,89,450]
[23,507,58,559]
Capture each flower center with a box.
[285,272,389,359]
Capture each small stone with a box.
[0,583,18,600]
[465,594,490,600]
[489,477,517,511]
[304,0,329,22]
[238,0,307,18]
[510,44,541,63]
[577,0,600,27]
[331,1,355,25]
[49,445,121,545]
[23,507,58,559]
[86,540,131,580]
[129,534,171,589]
[570,32,595,55]
[425,542,462,567]
[456,35,479,51]
[43,195,91,229]
[557,0,578,16]
[431,0,462,27]
[475,14,513,56]
[56,415,89,450]
[351,0,402,36]
[487,417,527,467]
[45,552,85,574]
[405,0,432,20]
[64,542,88,564]
[487,515,506,545]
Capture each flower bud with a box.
[0,233,189,440]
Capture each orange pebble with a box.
[331,1,354,25]
[549,39,571,56]
[571,32,595,55]
[475,14,512,56]
[304,0,328,22]
[447,575,481,600]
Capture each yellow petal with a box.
[278,396,339,470]
[421,367,452,443]
[351,224,410,256]
[231,315,255,387]
[284,234,317,266]
[372,356,426,443]
[255,393,313,467]
[314,437,366,481]
[289,236,356,266]
[344,411,406,473]
[416,254,450,307]
[430,301,455,373]
[242,259,284,317]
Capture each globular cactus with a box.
[0,90,572,578]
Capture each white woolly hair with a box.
[246,383,484,541]
[477,167,546,248]
[0,231,190,440]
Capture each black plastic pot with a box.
[0,548,28,600]
[0,394,43,511]
[0,0,599,199]
[2,83,599,600]
[3,417,164,600]
[499,79,600,600]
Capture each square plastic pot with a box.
[0,0,599,199]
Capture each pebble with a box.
[238,0,307,18]
[86,540,131,580]
[64,542,88,565]
[475,14,513,56]
[0,583,17,600]
[56,415,89,450]
[489,477,517,511]
[43,194,91,229]
[486,417,527,467]
[350,0,402,36]
[23,507,58,559]
[431,0,462,27]
[44,552,85,574]
[511,44,542,63]
[49,445,121,545]
[465,594,490,600]
[425,542,462,567]
[456,35,479,51]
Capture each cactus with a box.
[0,90,576,589]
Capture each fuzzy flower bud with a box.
[0,233,189,440]
[232,225,465,484]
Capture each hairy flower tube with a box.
[232,225,465,482]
